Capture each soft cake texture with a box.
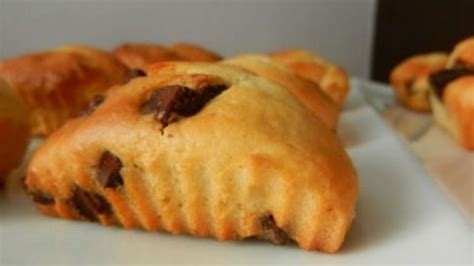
[25,63,357,253]
[223,54,339,129]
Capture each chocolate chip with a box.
[30,191,55,205]
[429,68,474,98]
[81,95,105,116]
[140,84,227,127]
[97,151,124,188]
[127,68,147,82]
[70,186,112,221]
[259,215,289,245]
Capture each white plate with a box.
[1,81,472,265]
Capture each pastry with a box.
[428,37,474,149]
[25,62,358,253]
[112,43,182,70]
[113,43,222,70]
[169,43,222,62]
[390,53,448,112]
[223,54,339,129]
[0,78,29,185]
[429,76,474,150]
[0,45,128,136]
[446,36,474,69]
[271,49,350,106]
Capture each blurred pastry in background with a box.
[271,49,350,107]
[112,43,182,70]
[169,43,222,62]
[429,37,474,150]
[0,78,29,186]
[429,76,474,150]
[0,45,128,136]
[390,53,448,112]
[224,54,339,129]
[113,43,222,70]
[446,36,474,69]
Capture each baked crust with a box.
[0,45,128,136]
[0,79,29,184]
[25,63,357,253]
[270,49,349,106]
[430,76,474,150]
[447,36,474,68]
[170,43,222,62]
[113,43,222,70]
[223,54,339,129]
[112,43,182,70]
[390,53,448,112]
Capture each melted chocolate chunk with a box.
[97,151,124,188]
[259,215,289,245]
[127,68,147,81]
[30,191,55,205]
[70,186,112,221]
[429,68,474,98]
[81,95,105,116]
[140,84,227,127]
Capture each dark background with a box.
[371,0,474,82]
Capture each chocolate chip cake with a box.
[24,63,358,253]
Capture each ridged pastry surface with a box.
[25,63,357,253]
[0,45,128,136]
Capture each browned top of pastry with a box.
[112,43,182,70]
[270,49,349,106]
[447,36,474,69]
[0,45,127,96]
[169,43,222,62]
[0,45,128,135]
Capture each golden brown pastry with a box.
[0,45,128,136]
[112,43,222,70]
[0,78,29,185]
[447,36,474,69]
[271,49,350,106]
[429,76,474,150]
[428,38,474,149]
[169,43,222,62]
[112,43,182,70]
[390,53,448,112]
[223,54,339,129]
[25,62,358,253]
